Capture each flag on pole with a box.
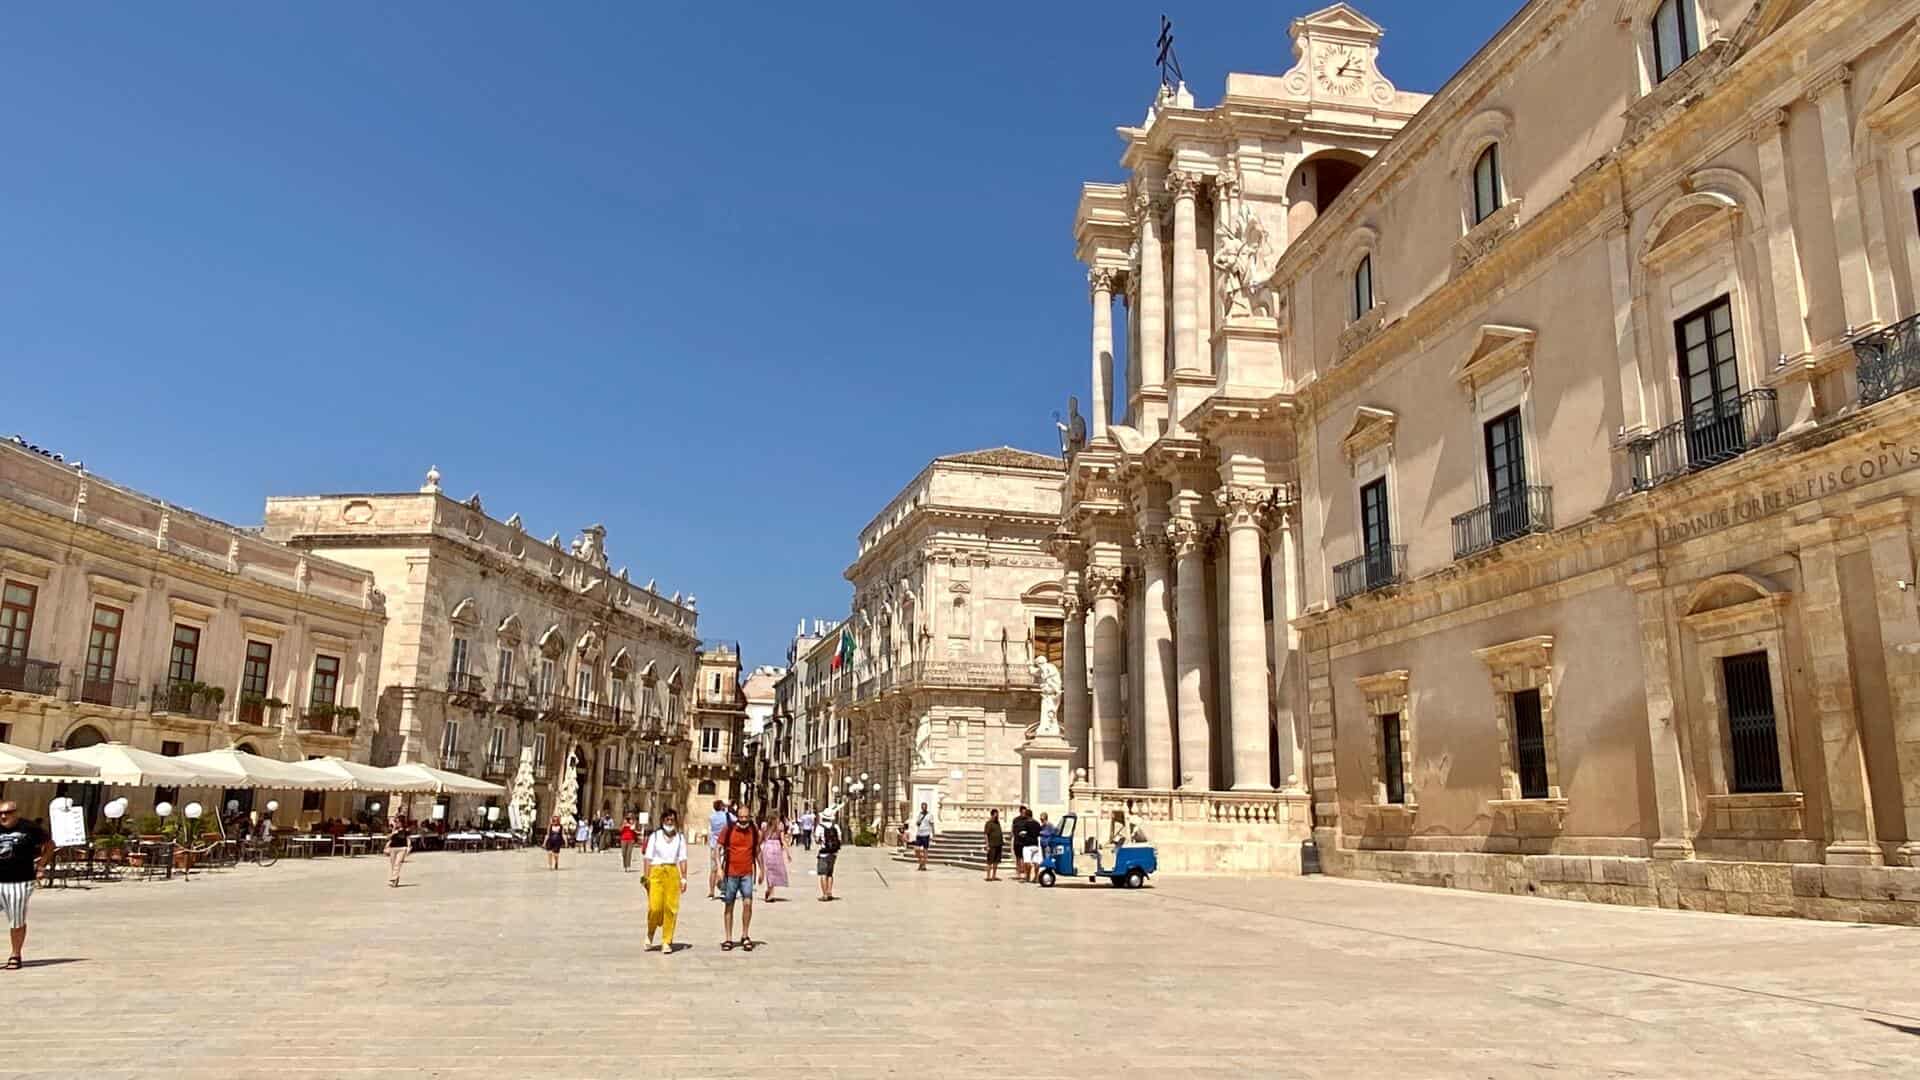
[830,625,856,672]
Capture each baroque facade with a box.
[1057,0,1920,918]
[263,468,699,826]
[0,437,386,821]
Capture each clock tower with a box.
[1278,3,1396,108]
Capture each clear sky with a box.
[2,2,1522,670]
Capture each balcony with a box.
[1627,388,1779,492]
[535,690,572,720]
[833,739,852,760]
[492,679,533,714]
[1333,545,1408,604]
[438,749,468,772]
[603,767,629,788]
[153,680,222,722]
[67,670,138,710]
[575,698,616,726]
[1853,313,1920,408]
[297,703,361,736]
[234,694,288,727]
[0,657,60,697]
[481,754,511,780]
[1451,486,1554,559]
[691,746,728,767]
[446,669,487,700]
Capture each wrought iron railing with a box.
[603,767,629,788]
[834,739,852,759]
[0,657,61,697]
[1451,486,1554,559]
[68,670,138,709]
[297,705,358,734]
[439,750,468,772]
[446,670,486,697]
[1333,545,1408,603]
[1627,388,1779,492]
[153,679,221,722]
[482,754,511,779]
[1852,312,1920,408]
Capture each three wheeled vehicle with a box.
[1036,811,1157,889]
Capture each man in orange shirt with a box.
[716,804,761,952]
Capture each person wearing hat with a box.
[815,810,842,901]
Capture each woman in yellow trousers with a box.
[643,809,689,954]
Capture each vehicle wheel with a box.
[257,849,277,868]
[1125,868,1145,889]
[1038,868,1056,888]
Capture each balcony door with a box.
[1676,296,1745,467]
[1360,478,1393,589]
[1484,408,1528,543]
[83,605,123,703]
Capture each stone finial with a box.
[669,591,681,605]
[644,578,656,592]
[226,538,241,574]
[686,595,698,609]
[505,513,523,530]
[421,465,442,494]
[546,532,561,547]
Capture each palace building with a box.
[1054,0,1920,919]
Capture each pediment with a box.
[537,623,565,657]
[1292,3,1384,39]
[1340,405,1397,461]
[1452,325,1537,395]
[448,596,479,626]
[610,647,633,674]
[497,612,523,642]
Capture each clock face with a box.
[1316,45,1366,95]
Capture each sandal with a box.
[721,940,736,951]
[4,956,20,970]
[741,939,755,952]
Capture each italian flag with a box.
[830,626,856,672]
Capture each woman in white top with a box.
[641,809,689,954]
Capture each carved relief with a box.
[1214,485,1275,529]
[1082,565,1126,601]
[341,499,375,525]
[1164,170,1202,200]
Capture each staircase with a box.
[888,830,994,872]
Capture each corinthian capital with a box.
[1083,565,1127,602]
[1134,527,1171,564]
[1165,515,1207,559]
[1164,170,1202,200]
[1088,268,1120,295]
[1214,484,1275,529]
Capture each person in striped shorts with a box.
[0,801,54,970]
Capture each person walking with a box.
[642,809,689,955]
[0,801,53,969]
[796,805,815,851]
[705,799,730,900]
[912,802,935,871]
[759,814,790,902]
[543,815,565,870]
[716,811,760,951]
[983,808,1005,882]
[384,815,412,887]
[1011,806,1039,883]
[815,811,842,901]
[574,816,591,852]
[619,815,639,872]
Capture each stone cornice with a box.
[1471,634,1555,673]
[1184,391,1299,442]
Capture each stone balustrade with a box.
[1068,783,1312,875]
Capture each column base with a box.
[1824,839,1885,866]
[1896,841,1920,868]
[1650,838,1695,860]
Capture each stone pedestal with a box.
[1018,734,1077,825]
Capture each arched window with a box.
[1652,0,1699,82]
[1351,255,1374,322]
[1471,144,1502,225]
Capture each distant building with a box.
[683,642,746,836]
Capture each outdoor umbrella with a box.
[50,743,223,788]
[172,748,353,791]
[0,740,104,783]
[384,762,506,796]
[293,757,436,794]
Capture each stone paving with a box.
[7,845,1920,1078]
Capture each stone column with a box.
[1808,66,1880,333]
[1086,566,1126,789]
[1856,498,1920,864]
[1217,486,1272,790]
[1168,514,1211,789]
[1627,568,1693,858]
[1135,529,1175,789]
[1790,520,1882,865]
[1167,171,1201,380]
[1270,506,1305,792]
[1133,189,1167,397]
[1089,269,1117,438]
[1061,583,1091,778]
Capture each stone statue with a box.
[1212,205,1279,321]
[1029,655,1063,738]
[913,717,932,769]
[1054,396,1088,456]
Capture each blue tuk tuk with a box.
[1036,811,1157,888]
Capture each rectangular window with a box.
[441,719,460,759]
[241,640,273,697]
[450,637,470,676]
[0,582,37,663]
[1512,688,1549,799]
[1472,143,1501,224]
[533,732,548,773]
[701,726,721,754]
[710,672,722,694]
[1652,0,1699,82]
[309,655,341,709]
[1484,407,1528,542]
[1380,713,1406,805]
[85,605,124,688]
[167,624,201,685]
[487,725,505,760]
[576,667,594,705]
[539,658,557,698]
[611,675,627,718]
[1351,255,1373,321]
[1031,616,1064,668]
[1359,477,1393,590]
[161,740,182,756]
[497,647,514,688]
[1723,651,1783,793]
[1675,295,1746,466]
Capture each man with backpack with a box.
[815,811,842,901]
[716,805,761,952]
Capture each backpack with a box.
[820,825,842,854]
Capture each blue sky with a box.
[2,2,1521,669]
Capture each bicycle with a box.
[238,836,279,868]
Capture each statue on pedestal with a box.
[1028,656,1063,739]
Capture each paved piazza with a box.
[6,849,1918,1079]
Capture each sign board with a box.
[1035,764,1063,806]
[51,803,87,849]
